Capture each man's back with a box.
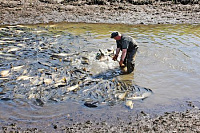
[116,34,137,52]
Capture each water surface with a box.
[0,23,200,129]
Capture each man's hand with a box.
[119,59,124,67]
[112,54,118,61]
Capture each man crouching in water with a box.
[111,31,138,74]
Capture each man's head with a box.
[111,32,121,40]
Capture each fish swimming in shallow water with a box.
[127,91,152,100]
[0,69,10,77]
[67,84,79,91]
[17,75,33,80]
[96,49,114,61]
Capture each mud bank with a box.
[1,104,200,132]
[0,0,200,25]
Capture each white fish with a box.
[67,84,79,91]
[0,69,10,77]
[125,100,134,109]
[0,40,15,44]
[17,43,25,47]
[23,69,28,75]
[44,79,53,85]
[32,30,46,34]
[6,26,17,28]
[0,51,15,57]
[12,65,24,71]
[30,78,40,85]
[7,47,20,53]
[49,25,56,27]
[127,92,152,100]
[0,28,7,30]
[14,94,25,99]
[17,75,33,80]
[116,92,127,100]
[52,53,71,57]
[15,30,24,34]
[0,77,9,80]
[52,52,79,58]
[28,93,39,99]
[16,25,26,28]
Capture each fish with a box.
[1,98,11,101]
[17,75,33,80]
[96,49,114,61]
[0,69,10,77]
[34,98,44,106]
[11,65,24,71]
[14,94,26,99]
[51,53,79,58]
[116,92,128,100]
[125,100,134,109]
[15,30,24,34]
[84,101,98,108]
[7,47,20,53]
[54,82,66,88]
[67,84,79,91]
[127,92,152,100]
[0,78,9,80]
[0,51,15,57]
[28,94,38,99]
[44,79,53,85]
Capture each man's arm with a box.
[121,49,127,62]
[113,48,120,61]
[119,49,127,66]
[115,48,120,56]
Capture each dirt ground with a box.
[0,0,200,25]
[1,0,200,132]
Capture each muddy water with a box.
[0,23,200,129]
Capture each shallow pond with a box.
[0,23,200,129]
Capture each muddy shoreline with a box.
[1,101,200,132]
[1,0,200,132]
[0,0,200,25]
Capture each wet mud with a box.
[0,0,200,25]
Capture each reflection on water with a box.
[0,23,200,126]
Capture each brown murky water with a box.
[0,23,200,129]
